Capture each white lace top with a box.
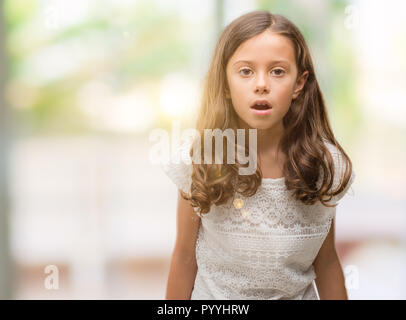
[162,138,355,300]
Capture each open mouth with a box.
[250,101,272,115]
[251,104,271,110]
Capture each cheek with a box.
[272,82,295,106]
[228,77,244,95]
[228,80,247,107]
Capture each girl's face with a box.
[226,29,308,130]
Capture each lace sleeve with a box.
[161,140,193,197]
[325,142,356,205]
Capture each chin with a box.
[246,121,275,130]
[236,114,277,131]
[257,123,274,130]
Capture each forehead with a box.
[228,29,296,66]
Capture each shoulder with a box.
[322,138,346,166]
[322,139,351,175]
[161,138,194,196]
[321,138,356,204]
[322,137,341,156]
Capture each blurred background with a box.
[0,0,405,299]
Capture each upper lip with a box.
[250,99,272,108]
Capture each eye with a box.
[271,68,285,76]
[239,68,252,76]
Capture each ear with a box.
[292,71,309,100]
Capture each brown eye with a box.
[272,68,285,76]
[239,68,252,76]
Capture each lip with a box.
[250,99,272,115]
[251,108,272,115]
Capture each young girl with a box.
[163,10,355,300]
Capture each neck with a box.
[256,124,284,155]
[238,119,285,155]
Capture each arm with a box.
[313,217,348,300]
[165,190,201,300]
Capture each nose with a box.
[254,72,270,94]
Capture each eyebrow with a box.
[233,59,290,66]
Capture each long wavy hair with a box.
[181,10,353,215]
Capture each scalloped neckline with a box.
[261,176,285,185]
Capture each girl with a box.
[163,10,355,300]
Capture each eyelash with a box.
[239,68,285,77]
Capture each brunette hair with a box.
[182,10,353,215]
